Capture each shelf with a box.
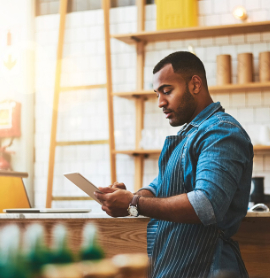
[254,145,270,152]
[113,149,161,155]
[113,145,270,156]
[111,21,270,44]
[112,82,270,98]
[112,90,154,98]
[209,82,270,93]
[60,84,106,92]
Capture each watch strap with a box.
[131,195,141,207]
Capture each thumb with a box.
[98,187,117,194]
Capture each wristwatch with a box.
[127,195,141,217]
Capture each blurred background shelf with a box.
[113,145,270,156]
[254,145,270,152]
[108,3,270,192]
[112,82,270,98]
[113,149,161,155]
[111,21,270,44]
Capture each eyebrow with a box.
[154,84,172,92]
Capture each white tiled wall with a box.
[34,1,270,212]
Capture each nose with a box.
[158,94,168,108]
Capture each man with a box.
[95,51,253,278]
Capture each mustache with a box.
[163,109,173,113]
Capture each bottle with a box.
[23,224,51,277]
[41,224,79,278]
[0,225,29,278]
[50,224,74,264]
[78,224,118,278]
[80,224,104,261]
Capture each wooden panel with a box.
[111,21,270,44]
[233,217,270,278]
[0,218,149,258]
[46,0,68,208]
[96,218,148,257]
[103,0,117,184]
[0,216,269,277]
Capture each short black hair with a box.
[153,51,208,88]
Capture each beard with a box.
[169,85,197,127]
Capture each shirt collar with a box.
[178,102,222,134]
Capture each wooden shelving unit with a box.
[113,145,270,157]
[113,149,161,155]
[111,21,270,44]
[209,82,270,93]
[254,145,270,152]
[112,82,270,99]
[104,1,270,190]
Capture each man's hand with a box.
[94,187,133,217]
[109,182,126,190]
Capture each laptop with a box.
[2,173,91,214]
[4,208,92,213]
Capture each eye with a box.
[163,90,171,95]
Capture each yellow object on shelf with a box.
[156,0,198,30]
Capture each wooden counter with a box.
[0,212,269,277]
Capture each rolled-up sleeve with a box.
[190,121,253,225]
[187,190,216,226]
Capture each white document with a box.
[64,172,103,205]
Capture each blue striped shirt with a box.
[141,102,253,278]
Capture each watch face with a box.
[129,206,138,216]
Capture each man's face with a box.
[153,64,197,127]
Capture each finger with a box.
[101,205,107,211]
[102,206,113,217]
[94,192,108,201]
[101,205,110,212]
[98,187,116,193]
[111,182,126,190]
[108,182,118,188]
[110,182,118,189]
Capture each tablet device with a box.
[64,173,103,205]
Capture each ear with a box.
[189,75,202,95]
